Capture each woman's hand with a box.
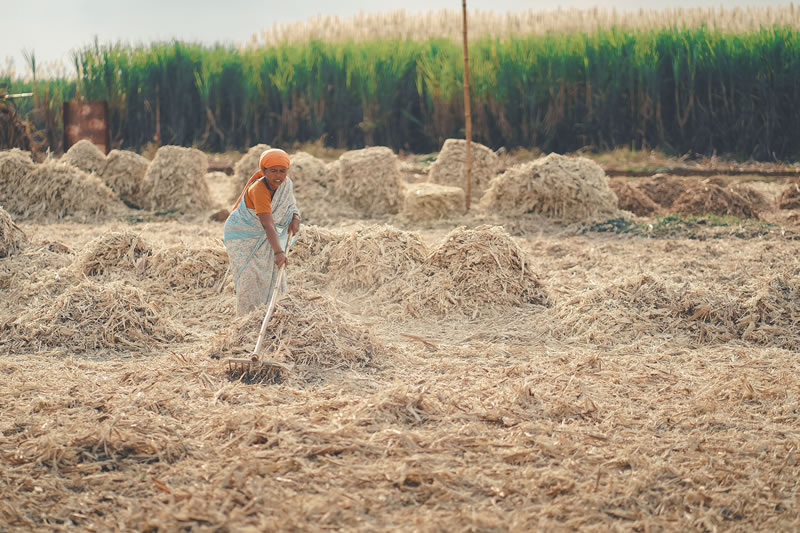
[289,213,300,236]
[274,251,288,268]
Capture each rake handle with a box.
[251,229,295,358]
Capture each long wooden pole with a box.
[462,0,472,211]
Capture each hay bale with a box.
[673,182,760,219]
[0,149,35,207]
[4,160,123,220]
[608,178,660,216]
[778,180,800,210]
[389,225,549,317]
[401,182,465,221]
[337,147,404,216]
[98,149,150,207]
[63,139,106,173]
[2,279,185,353]
[287,151,338,222]
[146,245,229,289]
[479,154,621,222]
[141,146,211,211]
[208,287,387,369]
[636,174,688,208]
[73,231,153,276]
[0,206,27,257]
[428,139,500,200]
[727,182,773,213]
[326,160,340,183]
[290,152,331,193]
[233,144,271,199]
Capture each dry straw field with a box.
[1,142,799,531]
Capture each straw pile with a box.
[98,149,150,207]
[140,146,211,212]
[543,274,720,345]
[337,147,404,216]
[778,180,800,209]
[726,182,772,213]
[72,231,153,277]
[0,148,35,206]
[208,287,388,370]
[326,225,428,290]
[62,139,106,174]
[428,139,500,200]
[673,182,760,219]
[0,206,27,257]
[233,143,271,197]
[147,245,229,289]
[2,279,185,353]
[286,151,349,223]
[401,182,465,221]
[289,225,344,274]
[636,174,688,208]
[289,151,331,201]
[4,160,123,220]
[479,154,621,222]
[391,225,549,317]
[608,177,660,216]
[736,269,799,348]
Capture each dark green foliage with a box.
[5,27,800,159]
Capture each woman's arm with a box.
[256,212,288,267]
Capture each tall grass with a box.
[3,20,800,160]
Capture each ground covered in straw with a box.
[1,158,798,532]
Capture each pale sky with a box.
[2,0,795,77]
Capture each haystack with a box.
[208,287,387,369]
[0,206,27,257]
[290,151,331,197]
[326,225,428,290]
[289,225,343,274]
[147,245,229,289]
[3,279,185,353]
[401,182,465,221]
[479,154,621,222]
[636,174,688,208]
[98,149,150,207]
[72,231,153,276]
[233,144,271,198]
[286,151,340,223]
[0,149,35,206]
[673,182,760,219]
[727,182,772,213]
[428,139,500,200]
[4,160,123,220]
[62,139,106,173]
[336,147,404,216]
[778,180,800,210]
[141,146,211,212]
[390,225,549,317]
[608,178,660,216]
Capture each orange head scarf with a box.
[233,148,291,210]
[259,148,290,170]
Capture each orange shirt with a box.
[243,179,273,214]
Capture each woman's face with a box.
[263,165,288,190]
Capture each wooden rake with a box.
[227,231,295,383]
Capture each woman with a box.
[224,148,301,315]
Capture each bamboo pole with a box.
[462,0,473,211]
